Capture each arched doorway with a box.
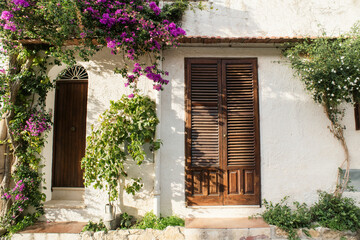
[52,66,88,188]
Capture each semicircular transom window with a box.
[60,65,88,80]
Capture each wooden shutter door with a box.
[222,59,260,205]
[185,59,223,206]
[185,58,260,206]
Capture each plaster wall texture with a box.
[160,46,360,218]
[41,49,157,220]
[180,0,360,37]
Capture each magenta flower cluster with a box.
[80,0,186,92]
[2,180,29,207]
[0,0,30,32]
[2,178,32,222]
[24,111,52,136]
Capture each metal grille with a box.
[60,65,88,80]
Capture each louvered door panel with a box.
[186,59,222,206]
[191,63,219,166]
[223,59,260,205]
[226,63,256,166]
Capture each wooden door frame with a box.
[51,79,88,189]
[185,57,262,206]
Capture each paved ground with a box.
[20,221,87,233]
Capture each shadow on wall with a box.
[182,1,262,37]
[158,60,187,216]
[182,0,356,37]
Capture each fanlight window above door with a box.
[59,66,88,80]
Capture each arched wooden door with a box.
[52,66,88,188]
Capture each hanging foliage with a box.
[81,94,161,202]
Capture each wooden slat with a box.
[225,63,257,167]
[190,64,220,167]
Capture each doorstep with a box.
[184,217,271,240]
[44,200,86,209]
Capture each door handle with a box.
[223,133,227,138]
[71,126,76,132]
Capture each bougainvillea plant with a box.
[283,23,360,195]
[0,0,193,235]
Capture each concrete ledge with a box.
[185,217,269,229]
[13,226,185,240]
[184,227,271,240]
[12,233,81,240]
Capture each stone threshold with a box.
[44,200,86,209]
[185,217,269,229]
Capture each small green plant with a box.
[119,212,134,229]
[82,219,108,233]
[134,211,184,230]
[310,191,360,232]
[260,197,312,240]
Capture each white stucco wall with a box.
[160,46,360,218]
[181,0,360,37]
[38,0,360,221]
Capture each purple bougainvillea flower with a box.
[12,0,30,7]
[149,1,161,15]
[153,84,162,91]
[3,22,17,32]
[0,11,13,21]
[133,63,142,73]
[128,93,135,98]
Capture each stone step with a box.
[52,187,85,201]
[184,227,271,240]
[184,217,271,240]
[41,200,89,222]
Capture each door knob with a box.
[71,126,76,132]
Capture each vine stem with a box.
[0,52,35,221]
[323,106,350,196]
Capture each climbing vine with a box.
[283,23,360,195]
[0,0,194,235]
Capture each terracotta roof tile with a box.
[178,36,315,44]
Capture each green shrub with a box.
[310,191,360,232]
[260,197,312,240]
[134,211,184,230]
[82,219,108,233]
[119,212,134,229]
